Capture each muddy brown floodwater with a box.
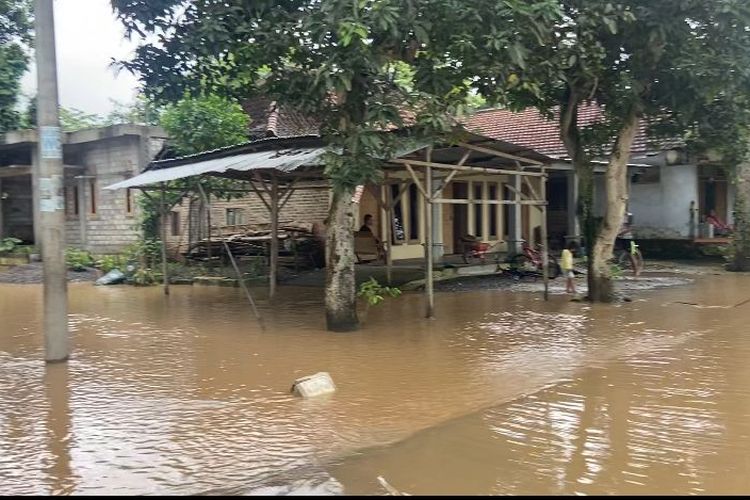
[1,271,749,495]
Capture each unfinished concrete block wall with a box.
[61,134,167,255]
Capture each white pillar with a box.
[431,176,443,263]
[567,170,580,242]
[508,173,522,255]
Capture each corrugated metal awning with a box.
[104,147,327,190]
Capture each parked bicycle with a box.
[613,239,644,277]
[507,239,561,279]
[612,215,644,277]
[460,235,495,264]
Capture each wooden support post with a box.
[160,183,170,296]
[404,163,429,198]
[425,165,434,319]
[381,181,394,285]
[205,188,213,266]
[269,173,279,299]
[0,179,4,239]
[222,240,262,320]
[541,170,549,301]
[198,182,262,319]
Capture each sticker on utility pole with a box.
[40,126,62,159]
[40,176,64,212]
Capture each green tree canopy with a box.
[159,94,250,156]
[0,0,32,134]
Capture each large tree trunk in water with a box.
[730,161,750,271]
[590,111,640,302]
[576,162,597,297]
[325,187,359,332]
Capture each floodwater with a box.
[1,271,749,495]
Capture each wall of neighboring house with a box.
[630,164,698,239]
[63,134,167,254]
[2,176,34,242]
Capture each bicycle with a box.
[613,239,644,277]
[460,235,497,264]
[507,240,561,279]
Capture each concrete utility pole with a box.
[35,0,69,362]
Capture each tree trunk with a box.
[590,110,640,302]
[559,89,599,300]
[576,162,597,297]
[325,187,359,332]
[730,161,750,271]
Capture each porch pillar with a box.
[431,176,444,264]
[0,179,4,239]
[269,174,279,299]
[566,170,580,243]
[507,172,522,256]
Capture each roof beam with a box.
[456,142,544,166]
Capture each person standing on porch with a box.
[561,242,577,295]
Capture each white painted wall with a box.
[630,164,698,239]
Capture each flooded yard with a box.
[1,269,749,495]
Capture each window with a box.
[489,184,498,238]
[73,185,79,215]
[474,183,483,238]
[408,183,419,241]
[170,211,181,236]
[390,184,406,244]
[226,207,245,226]
[126,188,134,214]
[89,179,97,214]
[631,166,660,184]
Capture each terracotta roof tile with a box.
[241,96,320,139]
[464,105,681,159]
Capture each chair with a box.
[354,231,385,263]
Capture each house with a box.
[465,106,732,246]
[163,98,330,256]
[0,124,167,253]
[160,98,558,261]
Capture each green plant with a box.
[0,237,22,254]
[125,238,162,268]
[95,254,128,274]
[65,247,94,271]
[610,263,624,279]
[132,267,157,286]
[358,277,402,306]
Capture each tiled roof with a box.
[242,96,320,139]
[464,105,682,159]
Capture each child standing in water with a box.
[561,242,576,294]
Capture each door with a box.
[452,182,468,253]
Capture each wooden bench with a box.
[354,231,385,263]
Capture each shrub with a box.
[65,247,94,271]
[0,237,22,254]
